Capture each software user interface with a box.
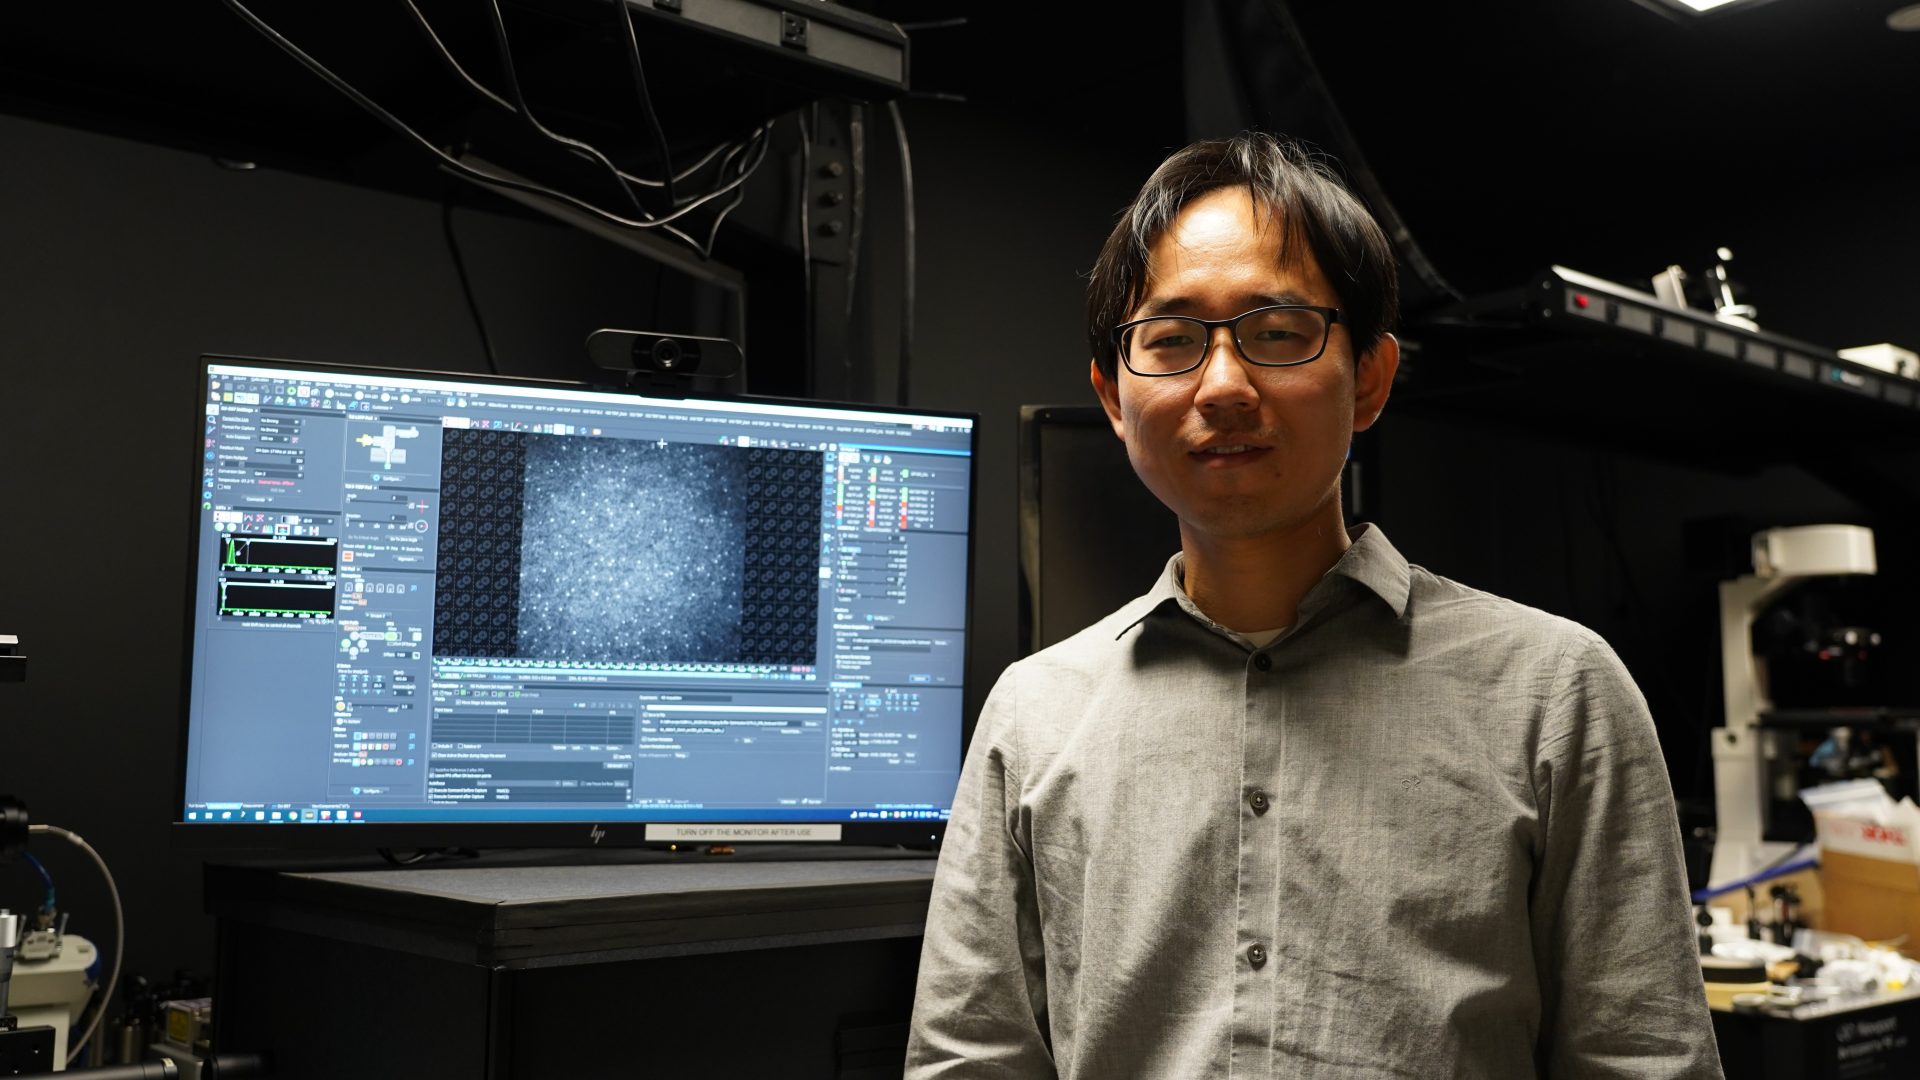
[182,362,974,827]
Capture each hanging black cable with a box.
[218,0,762,254]
[697,130,763,254]
[613,0,678,208]
[483,0,651,220]
[442,200,500,374]
[886,100,915,408]
[403,0,741,195]
[400,0,512,111]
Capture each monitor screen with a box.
[178,357,976,847]
[1017,406,1180,654]
[1014,405,1364,655]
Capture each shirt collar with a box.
[1328,522,1413,620]
[1114,522,1412,640]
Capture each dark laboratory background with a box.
[2,0,1918,1076]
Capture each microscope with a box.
[0,633,57,1073]
[1710,526,1888,887]
[3,634,260,1080]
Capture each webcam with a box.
[586,329,743,386]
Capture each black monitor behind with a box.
[1017,406,1180,656]
[1017,405,1372,656]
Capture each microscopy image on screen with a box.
[431,428,822,666]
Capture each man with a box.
[905,133,1722,1079]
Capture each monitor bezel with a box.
[173,354,978,851]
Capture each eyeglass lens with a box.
[1122,308,1328,374]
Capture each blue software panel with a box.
[182,362,974,828]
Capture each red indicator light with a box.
[1574,294,1590,309]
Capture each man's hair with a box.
[1086,132,1399,381]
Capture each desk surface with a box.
[206,854,938,969]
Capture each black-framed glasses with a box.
[1111,305,1343,376]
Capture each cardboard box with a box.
[1816,814,1920,956]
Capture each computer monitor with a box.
[177,356,976,848]
[1017,406,1180,654]
[1015,404,1368,655]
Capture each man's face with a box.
[1091,186,1396,545]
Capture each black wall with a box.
[0,110,701,986]
[1367,417,1884,814]
[3,0,1915,1009]
[0,77,1177,988]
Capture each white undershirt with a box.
[1241,627,1289,649]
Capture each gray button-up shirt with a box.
[906,524,1722,1079]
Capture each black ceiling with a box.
[1288,0,1920,300]
[5,0,1914,342]
[0,0,882,194]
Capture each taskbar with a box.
[184,805,950,824]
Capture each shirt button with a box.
[1249,790,1270,815]
[1247,943,1268,969]
[1252,653,1272,671]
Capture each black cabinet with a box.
[207,854,935,1079]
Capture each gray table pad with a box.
[208,857,939,968]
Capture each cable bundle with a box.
[222,0,771,259]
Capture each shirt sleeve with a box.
[1530,631,1725,1080]
[904,666,1056,1079]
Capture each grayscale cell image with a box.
[511,438,822,666]
[517,438,744,662]
[431,430,822,665]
